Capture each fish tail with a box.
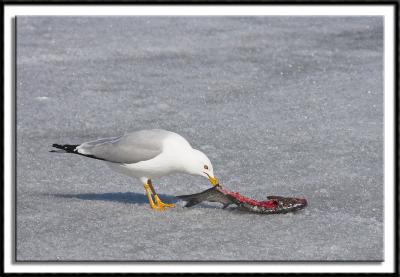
[176,193,203,208]
[184,199,201,208]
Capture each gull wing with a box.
[76,130,168,164]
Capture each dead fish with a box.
[176,185,307,214]
[176,186,241,209]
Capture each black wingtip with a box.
[52,143,63,149]
[51,143,79,153]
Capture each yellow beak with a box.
[208,176,219,186]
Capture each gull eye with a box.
[204,165,209,170]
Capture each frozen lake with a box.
[16,16,383,261]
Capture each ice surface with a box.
[16,16,383,261]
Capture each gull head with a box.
[183,149,219,186]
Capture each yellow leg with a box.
[154,195,175,208]
[143,180,175,211]
[143,183,160,210]
[148,180,175,208]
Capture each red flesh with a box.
[218,187,278,209]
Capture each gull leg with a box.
[143,183,161,210]
[148,179,175,208]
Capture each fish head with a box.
[267,196,308,210]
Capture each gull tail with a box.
[50,144,79,153]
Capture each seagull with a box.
[50,129,219,211]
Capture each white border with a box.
[4,4,396,273]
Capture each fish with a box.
[176,185,307,214]
[176,186,240,209]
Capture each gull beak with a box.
[208,176,219,186]
[204,172,219,186]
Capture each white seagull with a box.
[51,129,219,211]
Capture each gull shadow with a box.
[50,192,178,205]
